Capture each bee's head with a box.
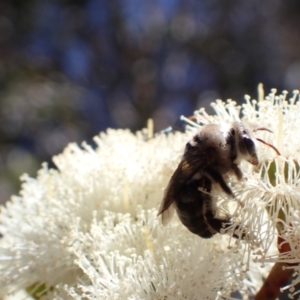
[233,122,259,165]
[233,122,281,165]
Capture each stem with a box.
[254,236,294,300]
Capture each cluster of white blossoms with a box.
[0,88,300,299]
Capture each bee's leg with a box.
[232,163,243,180]
[205,168,234,196]
[205,210,248,240]
[229,224,249,240]
[201,176,212,193]
[204,209,235,237]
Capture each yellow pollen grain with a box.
[276,108,283,154]
[147,118,154,140]
[257,83,264,102]
[143,225,154,255]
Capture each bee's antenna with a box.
[253,127,281,156]
[253,127,273,133]
[256,138,281,156]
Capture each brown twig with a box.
[254,235,294,300]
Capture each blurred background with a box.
[0,0,300,205]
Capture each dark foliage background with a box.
[0,0,300,211]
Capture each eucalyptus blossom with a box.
[0,88,299,299]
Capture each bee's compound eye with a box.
[185,142,196,152]
[243,137,255,155]
[193,134,201,144]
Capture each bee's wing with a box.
[158,157,206,226]
[159,202,175,226]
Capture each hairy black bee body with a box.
[158,121,280,239]
[174,177,238,238]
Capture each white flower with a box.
[1,88,300,299]
[1,127,254,299]
[57,209,254,300]
[194,89,300,298]
[0,129,184,293]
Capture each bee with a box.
[157,121,280,239]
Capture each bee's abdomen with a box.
[174,178,219,238]
[175,203,216,238]
[174,177,240,238]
